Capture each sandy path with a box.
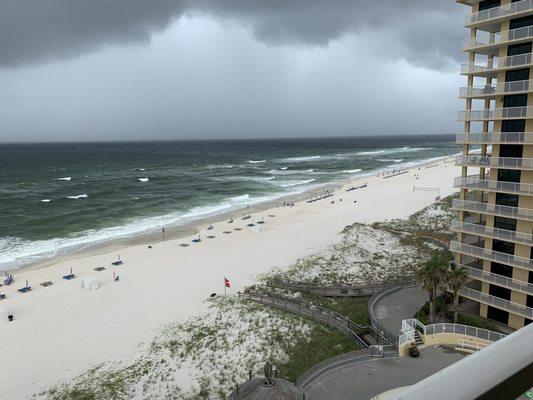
[0,159,459,399]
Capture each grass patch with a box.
[277,325,358,382]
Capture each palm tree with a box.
[447,261,468,323]
[418,254,448,324]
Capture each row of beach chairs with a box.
[0,257,123,300]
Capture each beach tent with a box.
[0,306,7,321]
[81,277,99,290]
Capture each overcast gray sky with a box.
[0,0,465,143]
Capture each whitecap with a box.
[342,169,363,174]
[281,155,321,163]
[377,159,404,163]
[229,194,250,202]
[67,194,88,199]
[55,177,71,181]
[207,164,233,169]
[247,160,266,164]
[357,150,386,156]
[40,199,51,203]
[216,176,275,183]
[275,179,316,187]
[138,178,149,182]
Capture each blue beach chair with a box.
[62,268,76,280]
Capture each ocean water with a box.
[0,135,459,270]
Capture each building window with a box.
[510,15,533,30]
[487,306,509,325]
[495,193,519,207]
[497,169,521,183]
[489,284,512,300]
[479,0,500,11]
[499,144,523,158]
[491,262,514,278]
[508,42,532,57]
[501,120,526,132]
[493,216,517,231]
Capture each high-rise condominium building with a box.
[454,0,533,329]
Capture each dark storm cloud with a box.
[1,0,463,70]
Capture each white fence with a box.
[398,318,506,348]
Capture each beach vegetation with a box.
[417,254,449,324]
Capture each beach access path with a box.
[0,158,459,399]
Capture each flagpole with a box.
[224,277,227,296]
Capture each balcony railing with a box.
[456,155,533,170]
[459,287,533,320]
[456,132,533,144]
[459,79,533,98]
[461,52,533,75]
[454,175,533,195]
[462,25,533,51]
[450,241,533,271]
[458,106,533,121]
[465,0,533,26]
[461,264,533,296]
[452,198,533,221]
[452,220,533,246]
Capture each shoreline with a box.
[5,154,456,274]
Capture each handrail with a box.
[465,0,533,26]
[451,220,533,245]
[450,240,533,271]
[461,52,533,74]
[457,338,488,352]
[452,198,533,221]
[238,290,390,348]
[367,283,420,346]
[460,263,533,296]
[296,349,370,388]
[456,154,533,169]
[453,175,533,195]
[399,318,505,348]
[267,279,412,298]
[463,25,533,51]
[456,132,533,144]
[459,79,533,97]
[459,287,533,319]
[458,106,533,121]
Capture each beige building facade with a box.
[455,0,533,329]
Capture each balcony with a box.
[459,286,533,320]
[456,132,533,145]
[458,106,533,121]
[455,155,533,170]
[465,0,533,29]
[460,263,533,296]
[454,175,533,195]
[451,240,533,271]
[462,25,533,54]
[461,52,533,77]
[452,220,533,246]
[459,79,532,99]
[452,198,533,221]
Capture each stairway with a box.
[414,330,424,346]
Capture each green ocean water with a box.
[0,135,459,269]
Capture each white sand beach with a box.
[0,158,460,399]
